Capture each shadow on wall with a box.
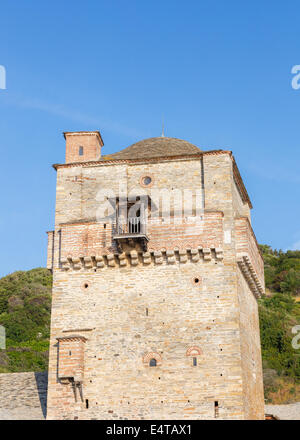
[34,372,48,419]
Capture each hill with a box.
[0,268,52,373]
[0,248,299,404]
[259,245,300,403]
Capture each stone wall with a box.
[0,372,47,420]
[47,252,246,420]
[237,270,265,419]
[46,140,265,420]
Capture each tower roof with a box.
[101,137,201,161]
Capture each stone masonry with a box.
[0,372,48,420]
[46,131,265,420]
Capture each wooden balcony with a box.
[113,216,149,251]
[114,216,147,237]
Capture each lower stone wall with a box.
[0,372,48,420]
[47,255,247,420]
[237,270,265,419]
[265,403,300,420]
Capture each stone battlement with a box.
[60,247,224,271]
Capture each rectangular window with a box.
[79,146,84,156]
[193,357,197,366]
[214,401,219,418]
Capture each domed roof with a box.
[101,137,201,161]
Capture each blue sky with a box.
[0,0,299,277]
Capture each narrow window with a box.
[193,357,197,366]
[146,308,148,316]
[149,358,157,367]
[79,146,84,156]
[85,399,89,409]
[214,401,219,418]
[69,350,72,356]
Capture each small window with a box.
[143,176,152,186]
[214,401,219,418]
[149,358,157,367]
[193,357,197,366]
[140,174,154,187]
[79,146,84,156]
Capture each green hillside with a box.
[0,248,299,404]
[259,245,300,403]
[0,268,52,373]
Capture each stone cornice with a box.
[56,335,88,342]
[52,150,229,170]
[237,254,265,298]
[63,130,104,146]
[60,247,224,271]
[230,155,253,209]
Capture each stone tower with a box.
[46,131,265,420]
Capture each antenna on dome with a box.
[161,115,165,137]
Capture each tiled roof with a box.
[100,137,201,160]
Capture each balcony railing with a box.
[115,216,146,236]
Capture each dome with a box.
[101,137,201,161]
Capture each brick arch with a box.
[186,346,202,356]
[143,352,162,365]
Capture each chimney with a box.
[63,131,104,164]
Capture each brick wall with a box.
[64,132,103,164]
[51,211,224,262]
[57,336,87,382]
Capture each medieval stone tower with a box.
[46,130,265,420]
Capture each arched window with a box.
[186,346,202,367]
[79,146,84,156]
[143,351,162,366]
[149,358,157,367]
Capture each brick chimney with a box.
[63,131,104,163]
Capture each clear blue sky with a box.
[0,0,299,277]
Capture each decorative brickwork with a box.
[57,336,87,382]
[143,352,162,365]
[186,346,202,356]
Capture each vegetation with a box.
[0,247,300,404]
[0,268,52,373]
[259,245,300,403]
